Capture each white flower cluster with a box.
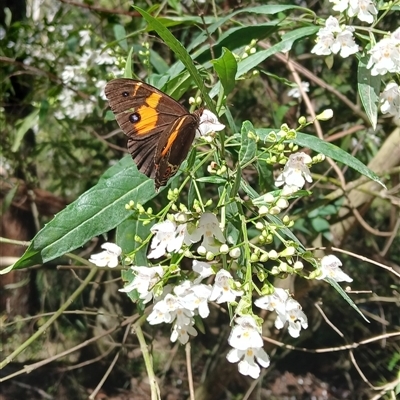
[124,266,242,345]
[255,288,308,338]
[89,209,353,379]
[311,16,359,58]
[367,28,400,76]
[329,0,378,23]
[56,48,119,121]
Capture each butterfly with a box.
[105,78,203,190]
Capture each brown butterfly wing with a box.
[154,111,201,188]
[105,79,189,175]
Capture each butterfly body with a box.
[105,79,202,189]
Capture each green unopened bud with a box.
[269,206,281,215]
[271,266,280,275]
[206,251,215,261]
[317,108,333,121]
[280,246,296,257]
[247,130,258,141]
[260,253,269,262]
[276,198,289,210]
[298,116,307,126]
[124,256,133,265]
[282,215,290,225]
[258,206,269,216]
[263,193,275,203]
[265,234,273,244]
[257,270,266,281]
[229,247,241,258]
[279,262,289,272]
[293,261,304,270]
[134,235,142,243]
[268,250,278,259]
[255,222,264,230]
[250,254,259,262]
[220,244,229,254]
[266,131,277,142]
[309,270,320,279]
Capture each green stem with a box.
[134,317,161,400]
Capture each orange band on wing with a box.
[134,93,162,135]
[161,116,188,156]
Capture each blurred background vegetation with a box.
[1,0,399,399]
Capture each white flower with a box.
[288,81,310,99]
[311,16,358,58]
[275,152,313,189]
[275,298,308,338]
[329,0,349,12]
[148,220,186,259]
[170,321,198,344]
[209,270,243,304]
[255,288,289,316]
[79,29,91,46]
[348,0,378,24]
[192,260,214,283]
[147,293,181,325]
[331,27,359,58]
[89,242,122,268]
[119,266,164,303]
[228,316,263,350]
[256,289,308,338]
[93,48,117,65]
[184,213,225,254]
[367,37,400,76]
[317,255,353,282]
[197,109,225,137]
[380,82,400,119]
[61,65,77,84]
[311,32,335,55]
[180,284,212,318]
[226,347,270,379]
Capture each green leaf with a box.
[113,24,128,51]
[11,109,39,152]
[116,219,152,266]
[212,47,237,95]
[211,23,278,59]
[188,4,309,53]
[238,26,318,77]
[293,132,385,188]
[209,26,318,98]
[124,46,134,78]
[133,6,216,113]
[256,130,385,188]
[358,55,380,130]
[11,157,158,270]
[327,278,369,323]
[239,121,257,167]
